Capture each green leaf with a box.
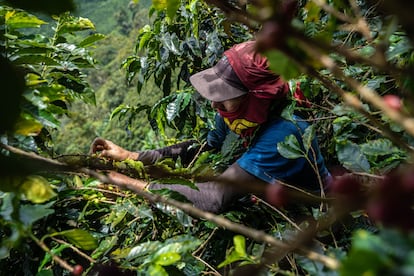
[266,50,301,80]
[35,270,54,276]
[152,0,180,19]
[148,264,168,276]
[277,134,304,159]
[154,252,181,266]
[57,16,95,35]
[340,230,393,276]
[91,236,118,259]
[53,229,98,250]
[5,11,47,29]
[233,235,247,257]
[19,201,55,227]
[336,141,370,173]
[125,241,163,260]
[218,235,249,268]
[79,33,105,47]
[38,244,69,271]
[19,175,56,203]
[302,125,316,153]
[12,55,59,66]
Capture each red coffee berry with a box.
[383,94,402,111]
[72,265,83,276]
[265,184,288,207]
[366,200,393,223]
[256,20,286,52]
[329,174,365,210]
[330,174,362,197]
[250,195,258,204]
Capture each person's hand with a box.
[89,138,139,161]
[106,171,147,190]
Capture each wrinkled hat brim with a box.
[190,68,247,102]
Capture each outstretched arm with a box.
[90,138,209,166]
[149,162,267,213]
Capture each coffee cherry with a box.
[330,174,362,197]
[383,94,402,111]
[250,195,258,204]
[256,20,286,52]
[329,174,364,210]
[265,184,288,207]
[72,265,83,276]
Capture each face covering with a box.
[217,92,281,139]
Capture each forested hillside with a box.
[53,0,159,155]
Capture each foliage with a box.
[120,0,251,141]
[0,5,102,152]
[2,0,414,275]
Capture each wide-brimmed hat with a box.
[190,41,288,102]
[189,55,248,102]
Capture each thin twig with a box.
[192,255,222,276]
[51,237,96,264]
[30,233,75,273]
[254,196,303,232]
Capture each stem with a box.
[29,233,75,273]
[51,237,96,264]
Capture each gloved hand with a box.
[89,138,139,161]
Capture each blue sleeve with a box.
[207,114,230,150]
[237,118,328,190]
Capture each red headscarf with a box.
[218,41,290,140]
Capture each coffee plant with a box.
[1,0,414,275]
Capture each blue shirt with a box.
[208,114,329,191]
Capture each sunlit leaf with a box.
[5,11,47,29]
[13,114,43,136]
[152,0,180,19]
[20,175,56,203]
[26,73,47,86]
[233,235,247,257]
[53,229,98,250]
[79,33,105,47]
[57,16,95,35]
[148,264,168,276]
[154,252,181,266]
[218,235,249,268]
